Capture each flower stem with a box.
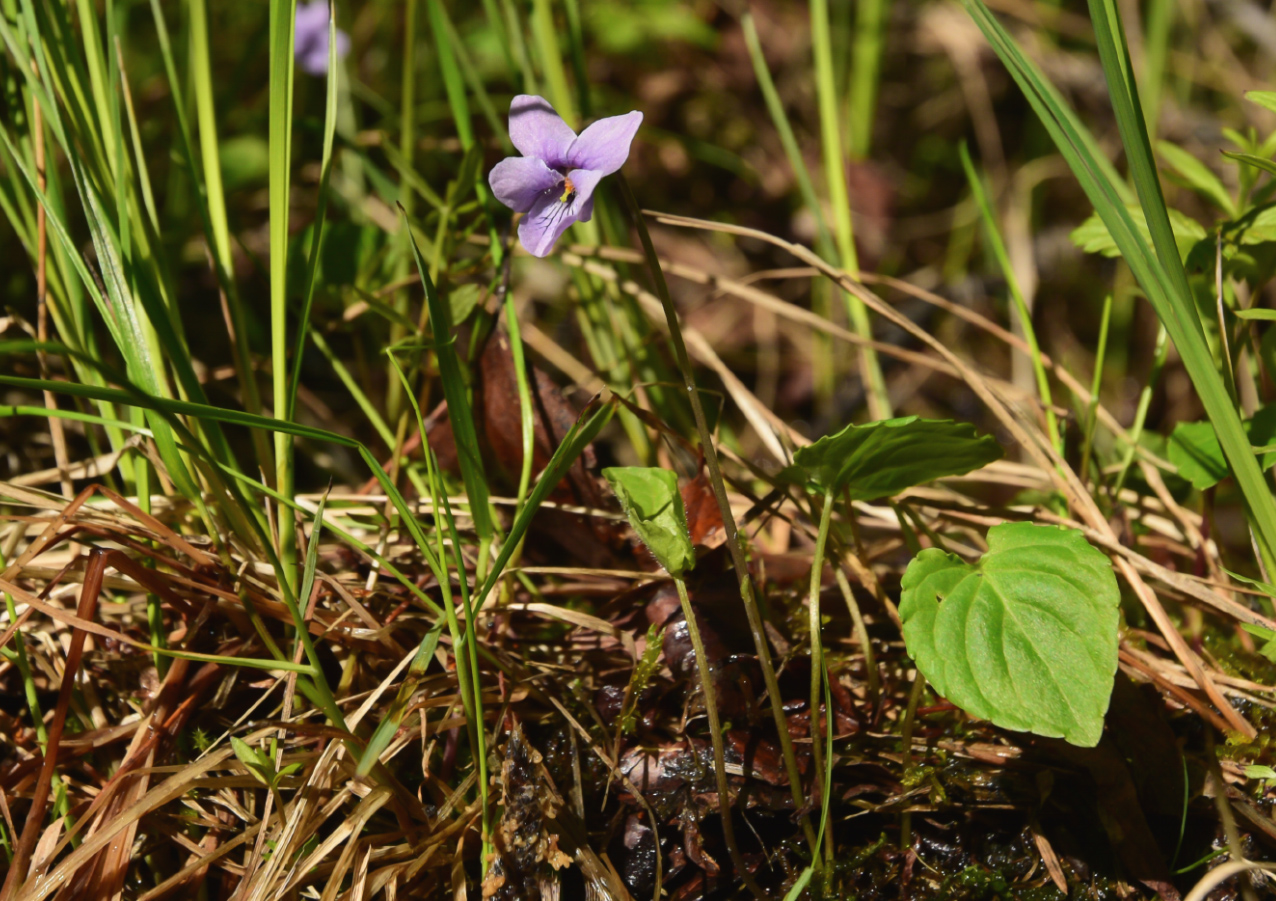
[807,487,836,867]
[617,173,817,853]
[672,576,764,899]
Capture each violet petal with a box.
[489,157,562,213]
[517,168,604,257]
[568,111,643,175]
[508,95,577,168]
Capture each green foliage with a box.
[1167,405,1276,490]
[788,416,1003,499]
[1070,205,1206,262]
[231,736,303,789]
[899,522,1120,747]
[603,467,696,577]
[584,0,717,54]
[619,623,664,735]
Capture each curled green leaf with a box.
[790,416,1003,498]
[603,467,696,577]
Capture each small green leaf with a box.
[900,522,1120,747]
[231,736,271,784]
[1070,206,1207,262]
[1245,764,1276,782]
[1246,91,1276,116]
[790,416,1003,498]
[1240,624,1276,663]
[603,467,696,577]
[1222,150,1276,181]
[1235,308,1276,321]
[1168,405,1276,490]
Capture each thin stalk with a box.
[617,173,816,851]
[1112,323,1168,495]
[812,0,891,419]
[1080,294,1113,486]
[269,0,298,592]
[847,0,891,159]
[189,0,268,471]
[898,670,927,850]
[506,292,535,514]
[833,565,878,707]
[386,0,418,423]
[807,487,836,866]
[959,142,1062,455]
[672,576,764,900]
[530,0,576,128]
[1141,0,1173,137]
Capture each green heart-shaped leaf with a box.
[790,416,1003,498]
[899,522,1120,747]
[603,467,696,577]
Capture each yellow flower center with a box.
[559,175,576,204]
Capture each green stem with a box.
[807,488,836,866]
[617,173,816,851]
[899,670,927,850]
[848,0,891,159]
[386,0,418,424]
[1080,294,1113,485]
[269,0,298,592]
[833,564,878,706]
[672,576,763,900]
[959,142,1061,456]
[812,0,891,419]
[1112,322,1168,496]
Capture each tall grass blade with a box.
[269,0,299,590]
[400,208,495,546]
[964,0,1276,561]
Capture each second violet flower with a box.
[489,95,642,258]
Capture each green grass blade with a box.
[356,625,443,777]
[471,397,615,612]
[959,141,1061,453]
[269,0,299,591]
[811,0,891,419]
[287,5,341,421]
[401,208,494,544]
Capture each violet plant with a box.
[489,95,642,257]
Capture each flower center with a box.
[559,175,576,204]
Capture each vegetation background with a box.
[0,0,1275,899]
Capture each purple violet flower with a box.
[295,0,350,77]
[489,95,642,257]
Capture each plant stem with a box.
[833,565,878,707]
[899,670,927,850]
[848,0,891,160]
[959,141,1062,456]
[269,0,298,593]
[1080,294,1113,485]
[807,487,836,867]
[672,576,763,899]
[617,173,817,852]
[812,0,892,420]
